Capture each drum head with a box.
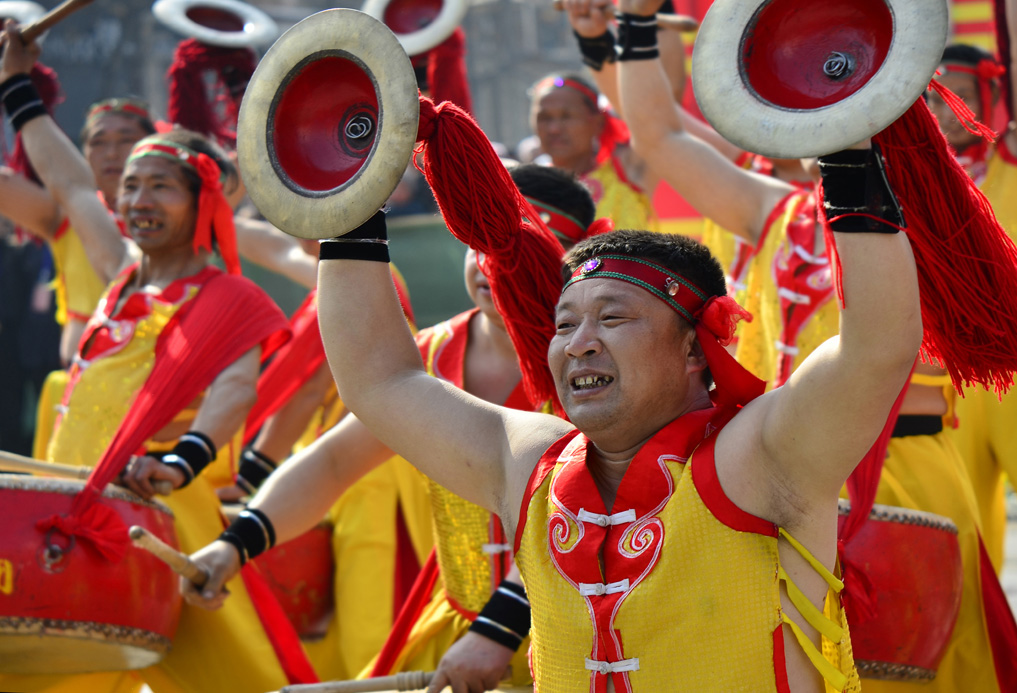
[361,0,468,57]
[153,0,279,48]
[692,0,948,158]
[237,9,419,239]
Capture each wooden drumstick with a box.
[278,671,434,693]
[0,449,173,496]
[129,525,209,587]
[18,0,96,43]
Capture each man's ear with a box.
[686,333,708,375]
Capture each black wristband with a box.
[616,12,659,61]
[819,147,903,234]
[236,447,277,495]
[658,0,675,12]
[319,210,389,262]
[575,29,617,71]
[0,74,46,132]
[468,580,530,650]
[160,431,217,488]
[218,507,276,565]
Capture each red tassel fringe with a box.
[872,97,1017,395]
[166,38,255,147]
[415,95,566,414]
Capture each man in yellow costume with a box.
[613,0,1017,689]
[927,9,1017,572]
[0,24,315,693]
[187,163,599,693]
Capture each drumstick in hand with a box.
[278,671,434,693]
[19,0,96,43]
[0,450,173,496]
[129,525,209,587]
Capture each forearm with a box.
[249,414,392,546]
[0,167,61,239]
[234,217,317,289]
[190,348,261,450]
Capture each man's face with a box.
[928,72,983,151]
[83,114,150,205]
[118,156,197,257]
[549,277,700,449]
[530,87,603,169]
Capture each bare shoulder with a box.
[501,410,576,527]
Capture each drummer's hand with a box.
[563,0,614,38]
[0,20,40,83]
[616,0,666,17]
[121,455,187,501]
[181,540,239,610]
[427,631,515,693]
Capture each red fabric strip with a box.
[392,502,422,618]
[979,532,1017,691]
[370,549,440,677]
[690,434,778,537]
[773,624,792,693]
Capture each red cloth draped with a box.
[427,28,473,116]
[370,549,439,677]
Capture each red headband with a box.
[86,101,152,127]
[128,141,241,275]
[564,255,765,407]
[535,77,631,165]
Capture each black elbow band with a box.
[818,147,903,234]
[0,74,46,132]
[319,210,389,262]
[615,13,659,61]
[468,580,530,650]
[236,447,278,495]
[218,507,276,566]
[159,431,217,488]
[575,29,617,71]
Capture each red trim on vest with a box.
[446,593,480,622]
[609,152,643,194]
[773,624,792,693]
[758,189,807,253]
[417,308,476,388]
[53,217,70,241]
[690,434,778,537]
[513,429,580,555]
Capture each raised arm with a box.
[316,214,571,521]
[0,25,131,282]
[234,216,317,289]
[0,167,62,240]
[721,147,922,515]
[615,0,792,243]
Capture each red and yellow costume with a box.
[366,309,534,685]
[515,410,859,692]
[580,157,658,232]
[0,264,302,693]
[734,189,1006,692]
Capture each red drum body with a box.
[255,522,335,640]
[223,505,334,639]
[838,501,963,681]
[0,475,182,674]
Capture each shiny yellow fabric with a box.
[10,280,292,693]
[303,456,433,681]
[839,431,999,693]
[32,369,68,460]
[582,158,658,232]
[948,146,1017,571]
[517,453,859,692]
[49,224,107,325]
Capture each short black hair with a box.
[942,43,997,67]
[510,163,596,230]
[135,128,236,199]
[563,229,727,300]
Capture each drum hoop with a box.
[0,474,175,518]
[691,0,950,158]
[837,499,958,534]
[856,658,937,681]
[152,0,279,48]
[360,0,469,57]
[0,615,173,654]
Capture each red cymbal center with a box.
[741,0,893,110]
[383,0,443,34]
[185,6,246,32]
[272,55,380,193]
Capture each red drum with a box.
[837,500,963,681]
[0,475,182,674]
[223,505,334,640]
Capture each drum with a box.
[223,505,335,639]
[0,475,182,674]
[837,500,963,681]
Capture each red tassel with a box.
[426,28,473,116]
[415,96,566,414]
[166,38,255,147]
[872,97,1017,395]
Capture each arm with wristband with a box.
[0,21,133,283]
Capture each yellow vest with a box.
[582,158,658,232]
[49,220,109,325]
[515,412,859,692]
